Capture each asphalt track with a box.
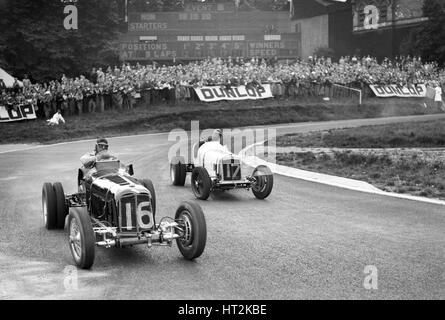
[0,114,444,299]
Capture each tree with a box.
[400,0,445,65]
[0,0,123,81]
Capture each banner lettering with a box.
[370,84,426,98]
[0,104,37,122]
[194,84,273,102]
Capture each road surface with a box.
[0,115,444,299]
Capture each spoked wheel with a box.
[251,165,274,200]
[191,167,212,200]
[175,201,207,260]
[68,207,95,269]
[42,182,57,230]
[170,156,187,186]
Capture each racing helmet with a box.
[211,129,223,144]
[95,137,109,154]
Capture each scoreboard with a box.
[119,2,300,61]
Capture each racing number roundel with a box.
[136,201,153,229]
[120,196,154,231]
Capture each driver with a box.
[80,137,115,169]
[199,128,223,147]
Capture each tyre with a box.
[68,207,95,269]
[251,165,274,200]
[191,167,212,200]
[140,178,156,216]
[42,182,57,230]
[170,156,187,186]
[175,201,207,260]
[53,182,68,229]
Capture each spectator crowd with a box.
[1,55,444,118]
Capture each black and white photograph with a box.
[0,0,444,305]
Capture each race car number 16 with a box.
[123,201,154,230]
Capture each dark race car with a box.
[42,159,207,269]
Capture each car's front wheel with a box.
[175,201,207,260]
[251,165,274,200]
[68,207,95,269]
[191,167,212,200]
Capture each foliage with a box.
[400,0,445,65]
[0,0,123,82]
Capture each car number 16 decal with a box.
[120,197,154,231]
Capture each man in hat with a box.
[80,137,115,170]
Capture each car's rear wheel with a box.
[175,201,207,260]
[251,165,274,200]
[191,167,212,200]
[42,182,57,230]
[140,178,156,216]
[170,156,187,186]
[53,182,68,229]
[68,207,95,269]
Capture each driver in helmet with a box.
[199,128,223,147]
[80,137,114,169]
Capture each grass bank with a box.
[0,96,441,144]
[276,119,445,199]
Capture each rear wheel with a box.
[68,207,95,269]
[175,201,207,260]
[251,165,274,200]
[53,182,68,229]
[42,182,57,230]
[140,178,156,216]
[170,156,187,186]
[191,167,212,200]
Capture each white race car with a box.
[170,140,273,200]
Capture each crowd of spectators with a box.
[1,55,444,118]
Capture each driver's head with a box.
[211,129,222,144]
[95,137,109,154]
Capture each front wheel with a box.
[175,201,207,260]
[251,165,274,200]
[68,207,95,269]
[191,167,212,200]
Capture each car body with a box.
[170,140,273,200]
[42,159,207,269]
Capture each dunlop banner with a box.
[194,84,273,102]
[370,84,427,98]
[0,104,37,122]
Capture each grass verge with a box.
[276,119,445,199]
[0,96,440,144]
